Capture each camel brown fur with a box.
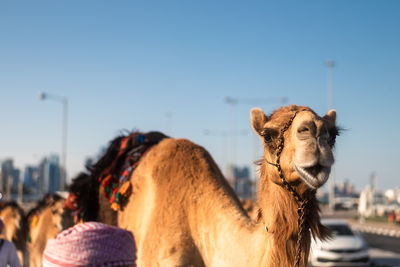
[70,105,338,266]
[27,194,74,267]
[0,201,28,266]
[240,198,261,222]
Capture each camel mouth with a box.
[294,163,331,190]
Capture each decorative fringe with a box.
[64,193,79,211]
[27,214,39,243]
[31,214,38,229]
[101,174,113,186]
[111,202,120,211]
[119,182,131,196]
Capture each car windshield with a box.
[326,224,354,236]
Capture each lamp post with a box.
[39,92,68,191]
[326,60,335,211]
[326,60,335,109]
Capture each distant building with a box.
[226,165,253,199]
[334,179,358,197]
[47,154,61,193]
[0,159,20,200]
[38,154,61,194]
[23,166,40,194]
[21,154,62,200]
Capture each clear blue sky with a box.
[1,1,399,192]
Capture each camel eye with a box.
[261,128,278,143]
[264,134,272,143]
[298,127,309,133]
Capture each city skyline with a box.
[1,1,400,191]
[0,154,63,201]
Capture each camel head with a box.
[49,199,74,232]
[0,202,26,242]
[50,200,66,232]
[251,105,338,192]
[0,206,21,240]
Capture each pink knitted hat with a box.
[43,222,136,267]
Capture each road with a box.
[369,248,400,267]
[362,233,400,254]
[359,229,400,266]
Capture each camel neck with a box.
[188,172,269,267]
[257,168,309,266]
[189,163,312,266]
[191,195,268,267]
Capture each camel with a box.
[0,201,28,266]
[27,194,74,267]
[67,105,338,266]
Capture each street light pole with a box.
[326,60,334,109]
[40,92,68,191]
[326,60,335,211]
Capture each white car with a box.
[309,219,370,266]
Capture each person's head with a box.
[43,222,136,266]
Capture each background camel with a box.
[27,194,74,267]
[0,201,28,266]
[68,105,338,266]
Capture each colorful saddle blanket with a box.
[98,131,167,210]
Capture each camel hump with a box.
[149,138,216,167]
[154,137,204,151]
[144,137,233,193]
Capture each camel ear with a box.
[324,109,336,127]
[250,108,267,136]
